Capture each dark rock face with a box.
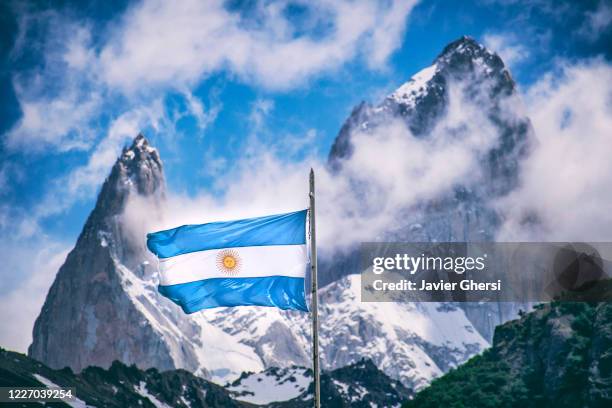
[494,301,612,407]
[328,36,532,244]
[268,359,413,407]
[28,135,176,373]
[1,347,246,407]
[2,348,411,407]
[324,36,535,340]
[404,297,612,408]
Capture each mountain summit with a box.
[29,134,257,378]
[330,35,529,185]
[29,134,266,380]
[324,36,533,338]
[29,134,167,372]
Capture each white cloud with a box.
[497,59,612,241]
[6,0,419,152]
[5,87,101,152]
[2,0,417,219]
[249,99,275,133]
[200,150,228,179]
[0,239,70,352]
[99,0,418,92]
[5,12,101,152]
[180,89,220,132]
[127,76,505,256]
[63,26,96,70]
[579,1,612,41]
[365,0,415,68]
[32,100,167,221]
[483,33,529,68]
[313,80,501,250]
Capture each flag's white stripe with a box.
[158,244,307,286]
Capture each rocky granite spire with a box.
[329,35,530,192]
[28,134,173,372]
[327,34,533,248]
[324,36,534,338]
[29,133,272,381]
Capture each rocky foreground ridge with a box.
[1,348,411,407]
[404,289,612,408]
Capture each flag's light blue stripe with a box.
[158,276,308,313]
[147,210,307,259]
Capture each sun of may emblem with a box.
[216,249,241,276]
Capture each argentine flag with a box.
[146,210,309,313]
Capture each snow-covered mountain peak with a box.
[329,35,521,170]
[387,36,510,110]
[124,133,158,158]
[389,63,439,105]
[227,365,312,405]
[388,36,506,108]
[114,133,164,198]
[205,273,487,390]
[29,131,488,391]
[437,36,494,61]
[435,35,511,84]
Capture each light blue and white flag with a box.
[146,210,309,313]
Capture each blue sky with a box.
[0,1,608,235]
[1,0,610,240]
[0,0,611,351]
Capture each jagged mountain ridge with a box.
[268,359,412,407]
[1,347,244,407]
[330,35,529,179]
[205,274,486,389]
[323,36,534,340]
[29,135,266,379]
[325,36,531,279]
[226,359,412,406]
[1,348,411,407]
[28,36,529,391]
[28,133,486,390]
[29,134,175,372]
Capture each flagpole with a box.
[309,168,321,408]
